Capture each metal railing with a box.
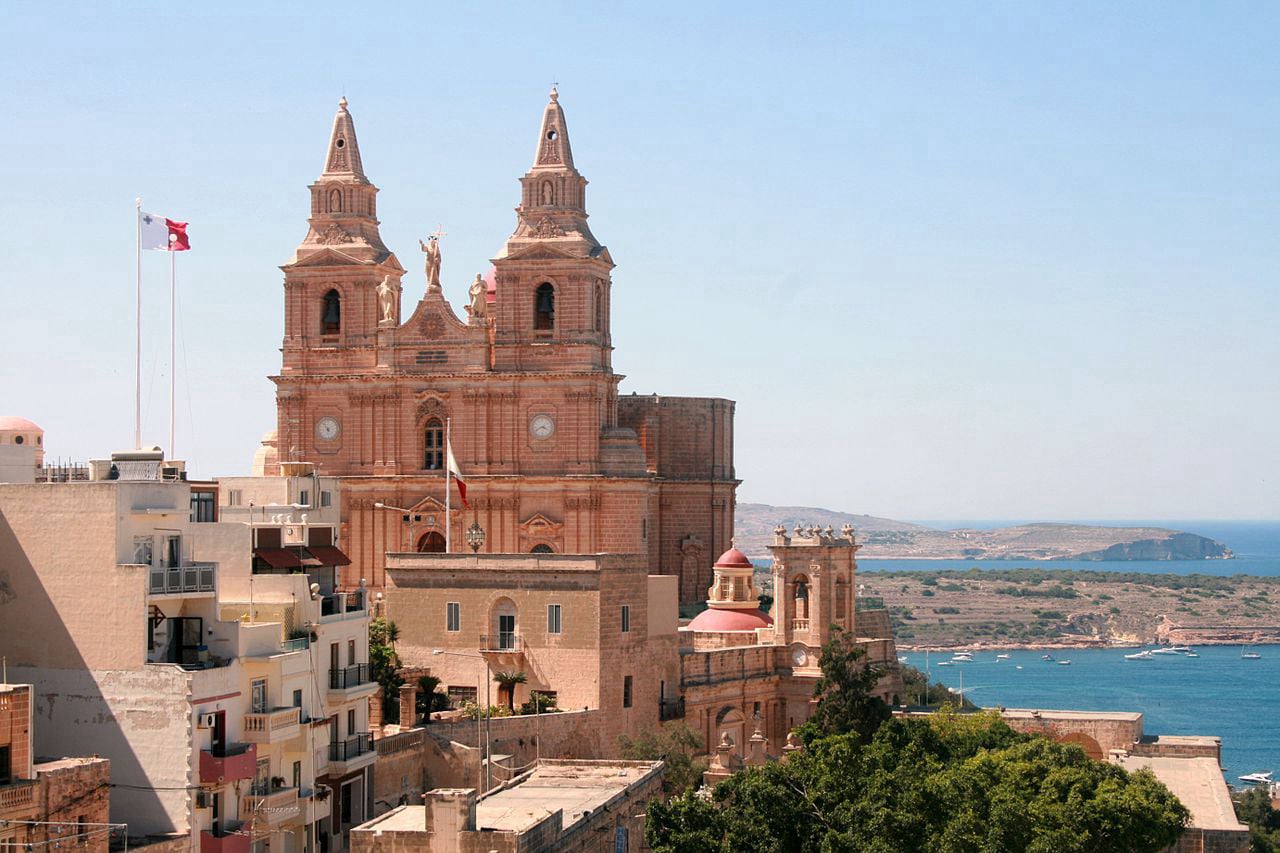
[659,697,686,721]
[148,562,215,595]
[328,732,373,762]
[479,633,522,652]
[281,636,310,653]
[329,664,371,690]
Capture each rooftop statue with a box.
[419,235,442,291]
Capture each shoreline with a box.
[901,638,1280,653]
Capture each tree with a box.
[800,627,891,744]
[415,675,450,722]
[492,670,527,713]
[1234,786,1280,851]
[646,713,1188,853]
[617,724,708,795]
[369,616,403,722]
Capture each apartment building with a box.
[0,453,375,853]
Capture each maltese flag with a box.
[446,443,469,509]
[140,211,190,251]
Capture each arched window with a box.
[328,188,342,213]
[594,283,604,332]
[530,544,554,554]
[321,289,341,334]
[417,531,446,553]
[534,283,555,331]
[793,575,810,621]
[423,418,444,470]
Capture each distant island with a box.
[735,503,1233,562]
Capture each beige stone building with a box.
[0,455,375,853]
[263,93,735,604]
[0,683,113,852]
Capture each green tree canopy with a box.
[617,724,708,795]
[800,627,891,744]
[646,712,1188,853]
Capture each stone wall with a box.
[1001,710,1143,759]
[35,756,112,853]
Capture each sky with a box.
[2,3,1277,521]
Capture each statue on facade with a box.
[467,273,489,321]
[419,235,442,290]
[376,275,399,325]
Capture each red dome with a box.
[687,607,773,632]
[713,547,753,569]
[0,417,42,432]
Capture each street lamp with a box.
[465,521,486,553]
[373,502,421,552]
[433,648,493,792]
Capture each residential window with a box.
[446,602,461,632]
[623,675,633,709]
[163,535,181,568]
[251,679,267,714]
[447,686,477,708]
[132,536,154,566]
[190,491,216,523]
[292,689,303,710]
[227,489,242,507]
[320,491,332,508]
[299,490,310,507]
[348,639,356,666]
[547,604,562,635]
[347,709,356,736]
[292,761,302,791]
[621,605,631,634]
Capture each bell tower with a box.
[275,98,404,464]
[491,89,614,372]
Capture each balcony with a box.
[659,697,686,722]
[0,779,38,817]
[148,562,216,596]
[327,664,377,700]
[791,618,810,632]
[479,633,526,667]
[244,786,300,826]
[318,590,367,623]
[199,743,257,784]
[242,707,301,744]
[326,732,375,775]
[200,823,249,853]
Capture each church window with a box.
[530,543,554,554]
[547,604,561,634]
[793,576,810,620]
[622,675,633,708]
[621,604,631,633]
[534,283,555,330]
[335,138,345,149]
[594,284,604,332]
[328,188,342,213]
[446,602,460,632]
[322,289,341,334]
[423,418,444,470]
[13,436,22,445]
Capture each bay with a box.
[902,645,1278,784]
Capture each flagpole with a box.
[169,245,176,459]
[445,417,452,553]
[134,198,142,450]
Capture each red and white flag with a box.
[140,211,190,251]
[446,443,469,509]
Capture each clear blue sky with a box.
[4,3,1277,520]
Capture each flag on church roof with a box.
[140,212,190,251]
[447,444,469,509]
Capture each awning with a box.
[254,548,304,569]
[305,545,352,567]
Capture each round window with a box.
[335,138,345,149]
[13,435,23,445]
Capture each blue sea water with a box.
[902,646,1278,785]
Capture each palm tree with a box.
[493,670,527,713]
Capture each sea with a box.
[878,520,1280,784]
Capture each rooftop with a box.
[1114,755,1246,832]
[999,708,1143,722]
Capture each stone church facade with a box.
[265,92,735,602]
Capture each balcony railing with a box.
[791,618,810,632]
[199,743,257,783]
[319,590,366,619]
[148,562,216,595]
[0,779,38,813]
[244,786,299,825]
[243,707,301,742]
[328,732,373,763]
[328,664,371,690]
[479,633,523,653]
[280,636,310,653]
[659,697,686,722]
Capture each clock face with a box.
[316,417,340,441]
[530,414,555,440]
[792,648,808,667]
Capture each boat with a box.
[1041,653,1054,661]
[1169,645,1193,653]
[897,656,908,663]
[1057,660,1072,666]
[951,652,973,661]
[1015,665,1023,670]
[1242,645,1262,660]
[1239,771,1273,785]
[1185,652,1199,658]
[996,653,1010,660]
[1150,648,1180,655]
[937,661,953,667]
[1124,651,1153,660]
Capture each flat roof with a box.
[1114,755,1246,832]
[999,708,1143,722]
[477,761,661,833]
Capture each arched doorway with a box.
[417,531,445,553]
[714,707,746,755]
[1058,732,1104,760]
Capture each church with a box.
[261,91,735,604]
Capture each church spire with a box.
[322,97,368,182]
[533,87,575,170]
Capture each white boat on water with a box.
[1150,648,1180,655]
[996,653,1011,660]
[1242,646,1262,660]
[1124,651,1154,660]
[1185,652,1200,658]
[1042,654,1054,661]
[937,661,953,667]
[898,656,908,663]
[1239,771,1273,784]
[1057,660,1072,666]
[1169,645,1193,653]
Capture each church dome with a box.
[687,607,773,632]
[714,546,753,569]
[0,416,42,432]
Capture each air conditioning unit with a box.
[195,790,212,809]
[198,713,217,729]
